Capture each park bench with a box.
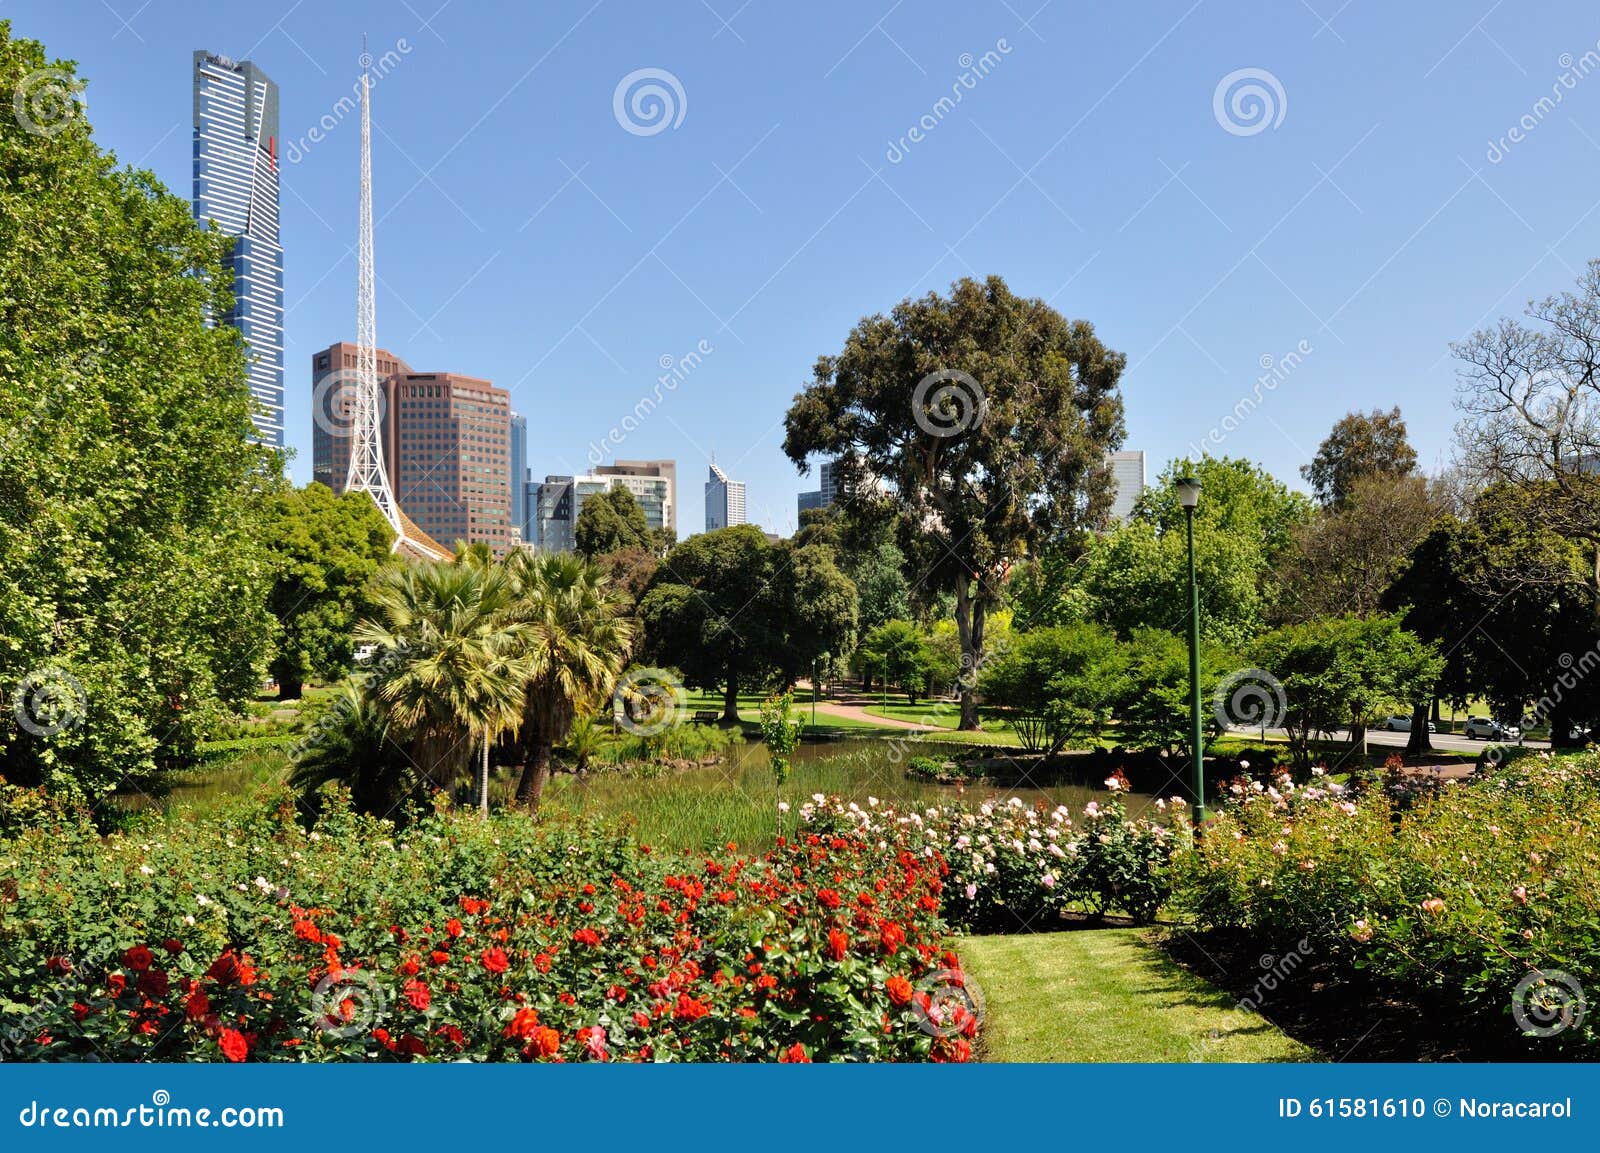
[691,710,720,725]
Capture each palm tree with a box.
[504,550,635,809]
[355,560,528,799]
[288,680,423,818]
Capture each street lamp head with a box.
[1176,476,1202,509]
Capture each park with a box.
[1,16,1597,1065]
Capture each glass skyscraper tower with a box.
[192,50,284,446]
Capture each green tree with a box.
[259,482,396,699]
[355,561,528,793]
[1250,614,1442,766]
[1084,457,1311,647]
[981,622,1123,756]
[783,275,1126,729]
[775,540,858,688]
[1302,407,1418,507]
[1110,628,1227,755]
[0,25,277,803]
[574,485,652,559]
[505,551,635,809]
[855,620,932,703]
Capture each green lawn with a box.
[960,930,1319,1063]
[680,689,892,734]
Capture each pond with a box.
[542,736,1157,853]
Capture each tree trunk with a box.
[721,675,740,724]
[954,574,986,730]
[478,739,490,818]
[276,667,303,700]
[514,735,553,810]
[1550,696,1586,749]
[1404,701,1433,757]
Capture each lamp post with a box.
[1176,476,1207,831]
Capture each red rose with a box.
[880,923,905,953]
[186,988,210,1020]
[293,920,321,943]
[46,955,72,974]
[106,972,127,998]
[71,1002,90,1022]
[399,955,421,977]
[219,1028,249,1063]
[529,1026,561,1058]
[827,928,849,962]
[673,993,710,1021]
[817,889,841,910]
[403,979,431,1011]
[886,975,913,1006]
[481,947,509,975]
[445,918,464,939]
[534,953,553,973]
[137,969,169,998]
[162,939,185,955]
[124,945,154,972]
[504,1007,540,1040]
[779,1042,811,1063]
[573,928,601,948]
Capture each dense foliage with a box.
[0,24,278,803]
[1177,752,1600,1054]
[0,785,975,1063]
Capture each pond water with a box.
[543,736,1159,853]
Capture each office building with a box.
[1108,450,1146,522]
[531,468,676,552]
[388,372,515,557]
[310,343,514,556]
[705,462,747,531]
[310,341,410,492]
[509,412,527,544]
[797,489,825,517]
[595,459,676,535]
[192,51,284,446]
[798,457,845,517]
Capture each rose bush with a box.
[797,771,1189,932]
[1175,753,1600,1053]
[0,785,975,1062]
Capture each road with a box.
[1221,725,1549,756]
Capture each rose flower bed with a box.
[0,786,976,1062]
[1175,752,1600,1055]
[798,772,1190,932]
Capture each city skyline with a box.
[34,1,1600,536]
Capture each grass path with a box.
[960,929,1319,1063]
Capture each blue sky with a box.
[15,0,1600,533]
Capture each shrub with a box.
[0,787,973,1063]
[1175,752,1600,1054]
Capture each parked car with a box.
[1464,716,1520,740]
[1381,715,1436,733]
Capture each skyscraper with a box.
[705,462,746,531]
[192,51,283,446]
[310,341,410,492]
[1108,450,1146,522]
[509,412,528,544]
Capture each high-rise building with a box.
[310,341,410,492]
[509,413,528,545]
[310,343,514,556]
[798,457,845,517]
[388,373,515,557]
[530,469,675,552]
[192,51,283,446]
[1108,450,1146,522]
[797,489,825,517]
[705,462,746,531]
[595,460,676,535]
